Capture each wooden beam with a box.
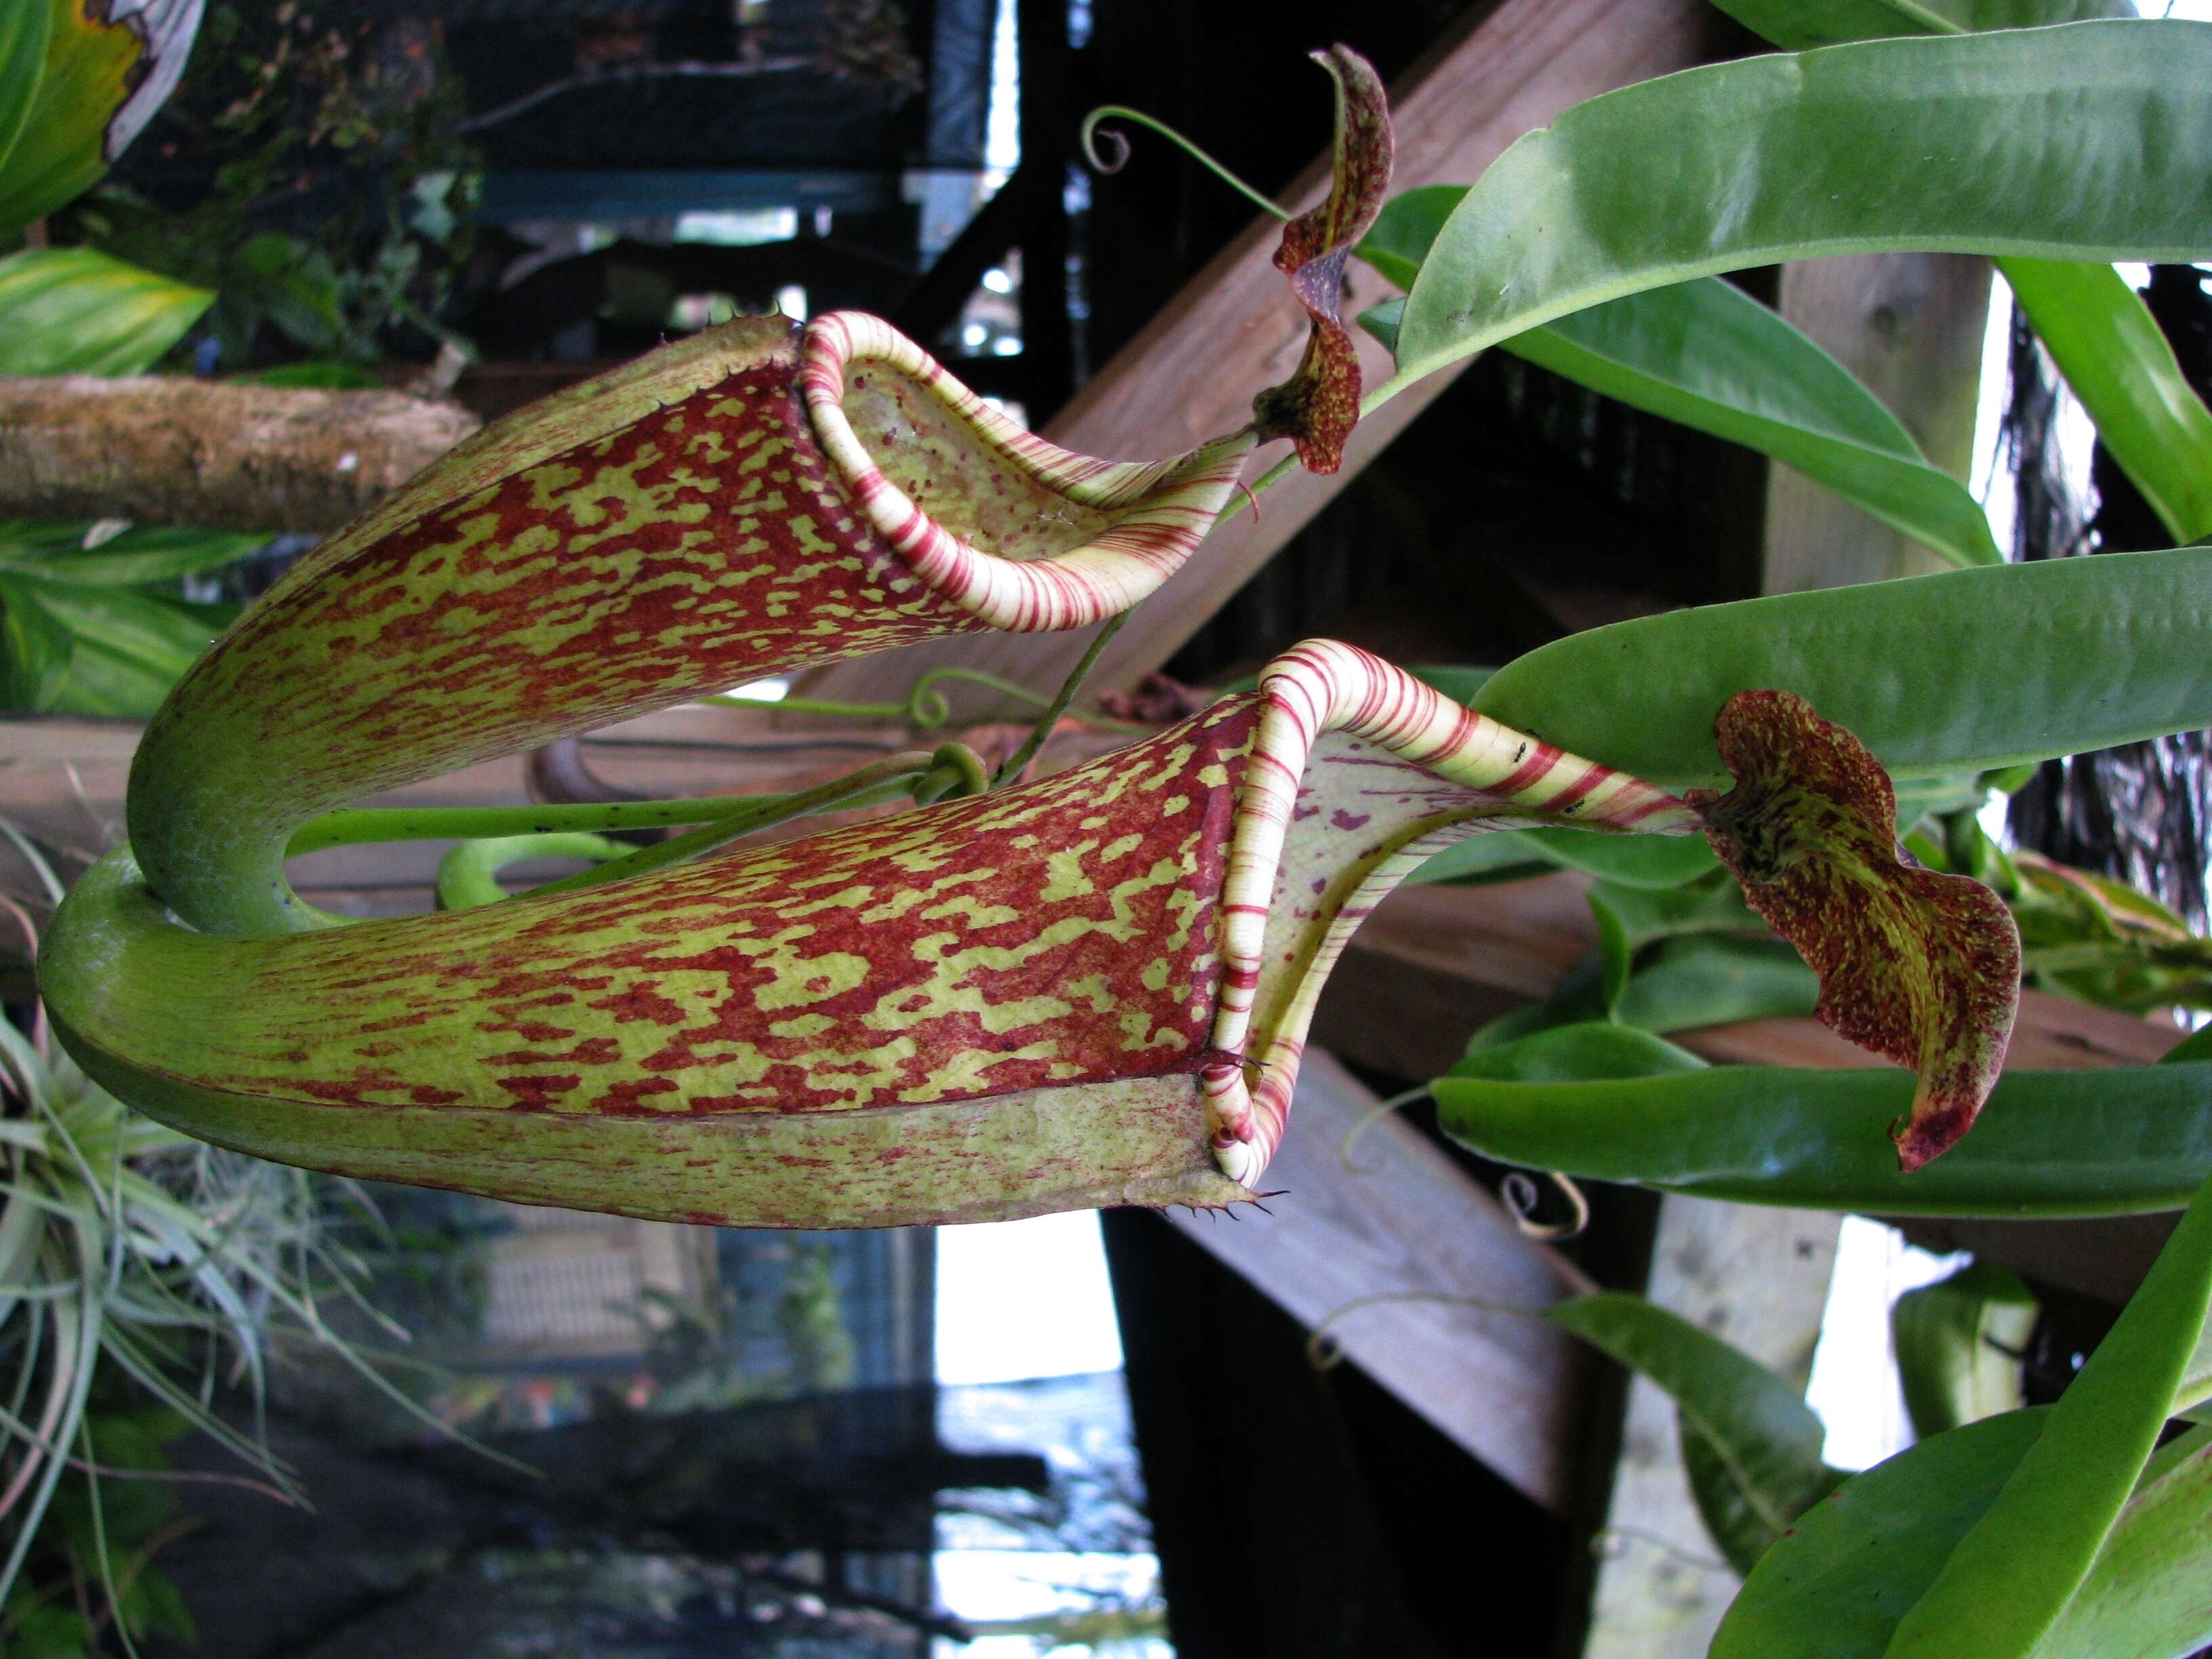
[1164,1047,1594,1513]
[796,0,1725,717]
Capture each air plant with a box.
[0,832,458,1623]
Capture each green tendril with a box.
[1080,104,1294,223]
[710,666,1116,731]
[436,833,629,911]
[991,613,1132,790]
[289,794,800,857]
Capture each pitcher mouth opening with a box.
[799,312,1255,633]
[1198,640,1698,1190]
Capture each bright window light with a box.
[935,1210,1123,1385]
[962,322,990,349]
[992,335,1022,356]
[1804,1216,1967,1470]
[674,207,796,246]
[773,283,808,322]
[981,266,1013,294]
[724,675,790,702]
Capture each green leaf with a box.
[12,581,238,718]
[1893,1263,2038,1439]
[231,361,386,390]
[1389,24,2212,396]
[1471,548,2212,791]
[1361,188,2001,567]
[0,0,52,190]
[2002,259,2212,546]
[1513,280,2003,567]
[0,247,212,377]
[2033,1423,2212,1659]
[1708,0,2135,50]
[1549,1294,1843,1574]
[0,524,264,588]
[1707,0,2212,546]
[3,1601,99,1658]
[0,571,73,710]
[1448,1021,1711,1083]
[1587,872,1761,953]
[0,0,204,239]
[1511,825,1721,888]
[1884,1170,2212,1658]
[1435,1061,2212,1217]
[1711,1408,2051,1659]
[226,233,346,356]
[1681,1416,1780,1576]
[1612,935,1822,1034]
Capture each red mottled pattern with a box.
[206,703,1262,1118]
[1689,689,2022,1170]
[160,347,985,820]
[1253,45,1393,474]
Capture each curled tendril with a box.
[1077,104,1291,221]
[1501,1170,1591,1241]
[918,742,991,803]
[1336,1084,1429,1174]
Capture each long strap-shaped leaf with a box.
[1469,546,2212,791]
[1883,1170,2212,1658]
[1386,22,2212,397]
[1711,0,2212,545]
[1360,202,2002,569]
[1435,1059,2212,1217]
[2032,1422,2212,1659]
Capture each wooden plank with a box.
[796,0,1724,717]
[1163,1047,1594,1513]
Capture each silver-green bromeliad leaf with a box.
[1388,23,2212,396]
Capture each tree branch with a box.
[0,375,478,532]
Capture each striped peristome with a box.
[127,313,1254,938]
[1200,640,1696,1185]
[46,639,1696,1223]
[802,312,1254,630]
